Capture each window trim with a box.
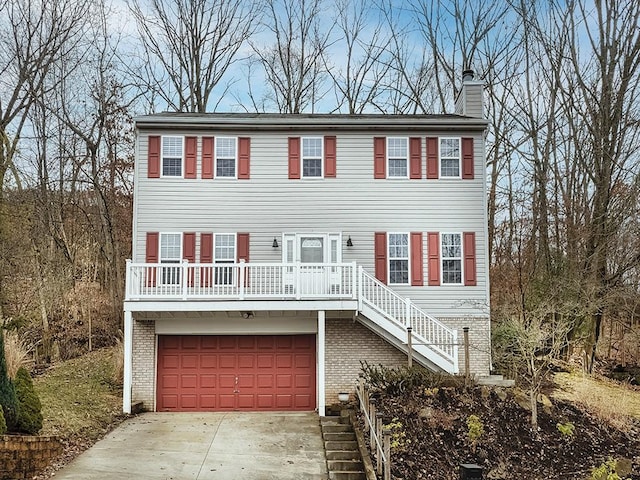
[439,137,462,179]
[441,232,463,285]
[214,136,238,179]
[301,136,324,179]
[386,137,409,179]
[387,232,410,285]
[213,233,237,263]
[159,232,183,263]
[159,232,182,285]
[161,136,184,178]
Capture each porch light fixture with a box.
[346,236,353,247]
[242,311,254,319]
[272,237,279,248]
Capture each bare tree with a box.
[328,0,390,113]
[129,0,260,112]
[250,0,332,113]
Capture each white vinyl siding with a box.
[302,137,323,178]
[161,136,183,177]
[134,127,487,317]
[387,137,408,178]
[441,233,462,284]
[440,137,461,178]
[215,137,237,178]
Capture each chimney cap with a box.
[462,69,475,82]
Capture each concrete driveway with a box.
[54,412,329,479]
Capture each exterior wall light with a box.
[272,237,279,248]
[346,236,353,247]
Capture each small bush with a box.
[467,414,484,444]
[360,362,464,395]
[14,367,43,434]
[3,330,32,379]
[557,421,575,437]
[0,329,18,430]
[591,458,629,480]
[0,405,6,434]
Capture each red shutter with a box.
[374,232,387,284]
[145,232,159,286]
[237,233,250,262]
[426,137,438,179]
[324,136,337,178]
[410,232,423,286]
[202,137,214,179]
[183,232,196,286]
[237,233,250,287]
[462,137,474,179]
[200,233,213,287]
[463,232,477,286]
[427,232,440,286]
[148,136,160,178]
[373,137,386,179]
[288,137,301,179]
[409,137,422,179]
[185,136,197,178]
[238,137,251,179]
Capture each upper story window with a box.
[440,138,461,178]
[216,137,237,178]
[441,233,462,284]
[162,136,183,177]
[387,137,408,178]
[388,233,409,284]
[160,232,182,284]
[302,137,323,178]
[214,233,236,284]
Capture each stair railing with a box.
[358,267,459,372]
[355,376,391,480]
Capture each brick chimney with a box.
[454,69,484,118]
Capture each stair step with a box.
[321,416,350,425]
[321,424,354,433]
[328,459,364,471]
[329,471,366,480]
[323,432,356,441]
[325,440,358,451]
[326,450,362,461]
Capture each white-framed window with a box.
[388,233,409,284]
[387,137,408,178]
[160,232,182,284]
[302,137,323,178]
[214,233,236,284]
[440,137,461,178]
[215,137,237,178]
[441,233,462,284]
[161,136,183,177]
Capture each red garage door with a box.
[157,335,316,412]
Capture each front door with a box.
[282,233,341,295]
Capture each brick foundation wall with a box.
[132,319,156,410]
[0,435,62,480]
[442,316,491,376]
[325,319,407,404]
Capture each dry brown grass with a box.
[3,330,33,379]
[552,371,640,431]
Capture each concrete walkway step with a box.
[325,440,359,451]
[323,432,356,442]
[326,450,362,461]
[322,423,354,433]
[328,459,364,471]
[329,471,366,480]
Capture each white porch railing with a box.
[358,267,458,368]
[125,260,357,300]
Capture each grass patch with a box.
[552,371,640,430]
[33,346,126,440]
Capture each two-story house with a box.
[123,71,490,415]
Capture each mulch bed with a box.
[357,385,640,479]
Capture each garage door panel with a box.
[157,335,315,412]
